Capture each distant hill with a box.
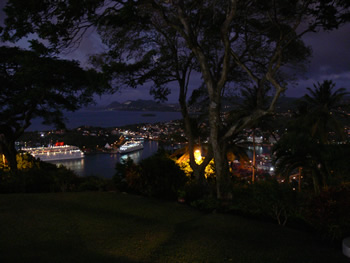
[220,96,300,112]
[275,96,300,112]
[105,99,180,112]
[103,97,304,113]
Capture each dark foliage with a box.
[0,159,79,193]
[77,175,109,192]
[114,152,188,200]
[0,153,112,193]
[114,157,141,193]
[183,178,214,204]
[227,180,298,226]
[0,45,109,170]
[303,184,350,241]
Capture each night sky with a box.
[1,0,349,105]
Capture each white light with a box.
[194,149,202,164]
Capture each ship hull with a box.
[119,145,144,154]
[36,153,84,161]
[119,141,144,154]
[22,145,84,162]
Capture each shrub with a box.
[0,170,24,193]
[190,196,219,212]
[183,178,213,204]
[114,152,188,200]
[303,184,350,241]
[22,168,56,193]
[138,152,188,200]
[78,175,107,192]
[0,153,80,193]
[251,180,297,226]
[53,165,81,192]
[229,180,298,226]
[114,157,142,193]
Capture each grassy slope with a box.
[0,192,347,263]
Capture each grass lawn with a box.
[0,192,347,263]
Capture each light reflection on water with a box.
[247,145,271,157]
[119,150,142,163]
[49,140,159,179]
[50,141,266,179]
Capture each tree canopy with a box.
[0,45,109,170]
[1,0,349,198]
[273,80,349,193]
[304,80,349,143]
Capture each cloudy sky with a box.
[294,24,350,97]
[1,1,349,105]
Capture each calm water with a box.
[247,145,272,157]
[49,140,162,178]
[28,110,182,131]
[28,110,182,178]
[29,110,271,178]
[49,143,271,179]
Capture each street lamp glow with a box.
[194,149,202,164]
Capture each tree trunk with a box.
[252,128,256,184]
[179,91,206,184]
[298,167,302,192]
[312,170,320,195]
[0,136,18,171]
[208,99,231,200]
[174,5,234,199]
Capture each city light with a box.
[194,149,202,164]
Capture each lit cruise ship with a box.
[119,141,144,154]
[21,144,84,161]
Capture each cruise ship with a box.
[119,141,144,154]
[21,144,84,161]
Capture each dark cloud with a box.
[98,25,350,102]
[1,0,349,101]
[285,24,350,97]
[0,0,6,25]
[60,29,105,68]
[303,24,350,77]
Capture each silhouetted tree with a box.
[304,80,349,143]
[2,0,349,198]
[273,80,349,193]
[0,45,108,170]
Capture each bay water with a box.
[28,110,271,178]
[49,143,271,179]
[28,110,182,178]
[49,140,161,179]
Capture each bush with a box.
[139,152,188,200]
[252,180,297,226]
[228,180,298,226]
[53,165,81,192]
[0,170,24,193]
[190,196,218,212]
[0,153,80,193]
[183,179,213,204]
[303,184,350,241]
[22,168,56,193]
[114,157,141,193]
[78,175,108,192]
[114,152,188,200]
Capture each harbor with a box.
[47,140,160,178]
